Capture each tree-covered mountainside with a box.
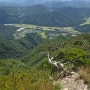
[1,5,90,27]
[75,24,90,33]
[0,24,19,40]
[22,34,90,67]
[0,34,90,90]
[22,35,67,66]
[0,33,43,59]
[22,34,90,86]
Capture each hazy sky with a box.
[0,0,89,3]
[0,0,73,2]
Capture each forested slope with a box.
[0,33,43,59]
[0,5,90,27]
[0,34,90,89]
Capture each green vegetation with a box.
[23,34,90,67]
[12,24,80,39]
[0,6,90,27]
[0,33,43,59]
[22,34,90,85]
[39,32,47,39]
[0,24,19,40]
[75,24,90,33]
[80,17,90,26]
[22,35,67,66]
[0,35,67,90]
[0,23,80,40]
[0,59,60,90]
[0,4,90,89]
[0,32,90,89]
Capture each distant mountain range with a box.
[0,0,90,27]
[0,4,90,27]
[0,0,90,7]
[44,0,90,8]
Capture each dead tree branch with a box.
[47,43,76,78]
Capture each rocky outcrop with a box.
[53,72,89,90]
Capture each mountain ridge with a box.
[1,5,90,27]
[0,0,90,7]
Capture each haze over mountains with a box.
[0,4,90,27]
[0,0,90,7]
[0,0,90,27]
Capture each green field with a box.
[7,24,80,39]
[80,17,90,26]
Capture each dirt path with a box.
[53,72,89,90]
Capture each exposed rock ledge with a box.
[53,72,90,90]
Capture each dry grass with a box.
[0,70,60,90]
[78,67,90,88]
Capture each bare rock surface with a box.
[53,72,89,90]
